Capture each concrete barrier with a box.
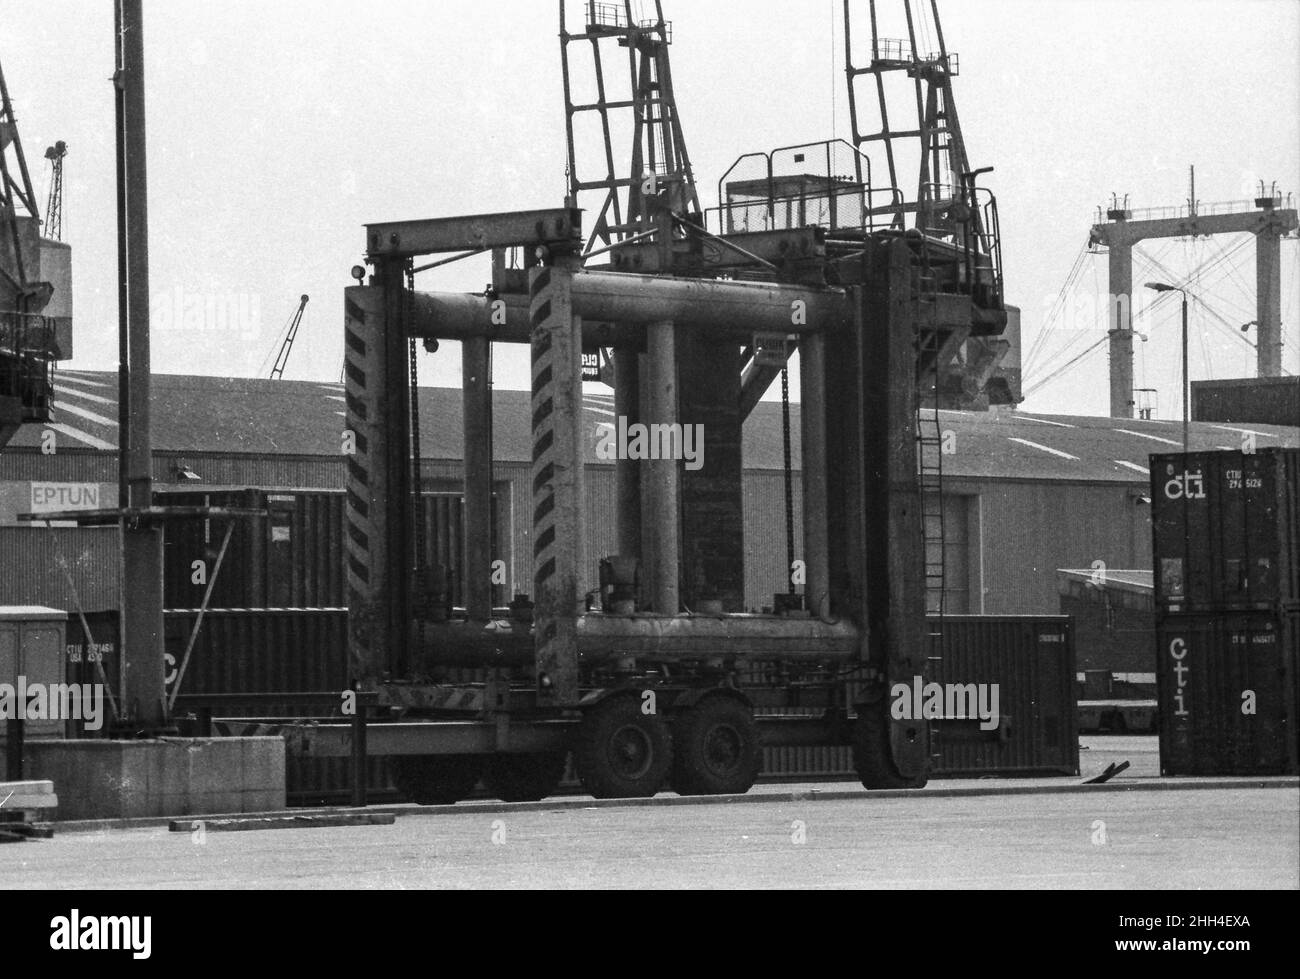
[24,738,284,821]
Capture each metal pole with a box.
[1255,228,1283,377]
[646,319,680,614]
[1107,239,1135,418]
[613,346,641,560]
[118,0,167,730]
[462,336,494,621]
[350,698,367,808]
[800,334,830,619]
[1182,295,1189,451]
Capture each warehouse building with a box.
[1,369,1296,616]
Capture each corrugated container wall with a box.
[930,615,1078,776]
[0,526,120,612]
[1156,610,1299,775]
[156,489,503,610]
[1151,449,1299,613]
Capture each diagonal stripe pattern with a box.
[530,264,585,704]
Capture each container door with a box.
[21,622,66,740]
[0,622,16,749]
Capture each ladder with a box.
[559,1,700,252]
[914,263,946,626]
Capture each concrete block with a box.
[241,738,285,791]
[24,738,288,821]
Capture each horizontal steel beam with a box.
[287,720,574,757]
[366,208,582,258]
[1091,208,1298,246]
[405,614,862,669]
[399,271,847,342]
[286,715,852,757]
[575,614,861,661]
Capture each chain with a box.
[406,266,427,617]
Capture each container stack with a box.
[1150,448,1299,775]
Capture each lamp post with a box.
[1145,282,1189,452]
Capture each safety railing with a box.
[1107,195,1292,223]
[586,2,628,29]
[710,139,907,235]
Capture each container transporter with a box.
[274,144,1007,802]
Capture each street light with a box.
[1145,281,1190,452]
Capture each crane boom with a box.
[269,294,310,380]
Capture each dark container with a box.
[156,489,346,609]
[1150,449,1300,613]
[929,615,1078,777]
[156,489,482,611]
[1156,610,1299,776]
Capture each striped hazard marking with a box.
[529,264,583,702]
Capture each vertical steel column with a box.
[462,336,494,620]
[343,274,411,682]
[1107,239,1134,418]
[613,346,642,561]
[530,263,585,705]
[646,319,680,614]
[1256,229,1282,377]
[800,332,830,619]
[118,0,166,729]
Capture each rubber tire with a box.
[852,700,928,790]
[574,696,673,799]
[670,696,761,796]
[391,754,483,805]
[483,752,568,803]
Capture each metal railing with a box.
[586,2,628,29]
[1104,194,1293,223]
[709,139,905,235]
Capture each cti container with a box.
[1156,610,1298,776]
[928,615,1078,777]
[1150,448,1299,613]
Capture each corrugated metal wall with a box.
[743,471,803,612]
[956,479,1152,615]
[0,525,120,611]
[930,615,1078,776]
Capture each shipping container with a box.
[929,615,1078,776]
[1,606,69,748]
[1151,449,1299,613]
[0,526,120,612]
[155,488,506,611]
[1156,610,1299,776]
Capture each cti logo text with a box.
[50,910,151,959]
[1163,470,1206,500]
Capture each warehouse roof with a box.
[6,370,1297,484]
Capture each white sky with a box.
[6,0,1299,417]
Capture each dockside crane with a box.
[0,55,58,450]
[267,294,310,380]
[43,140,66,243]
